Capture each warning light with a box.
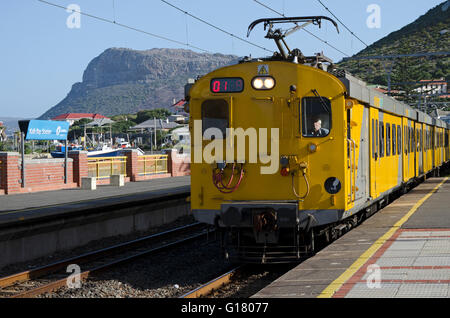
[280,167,290,177]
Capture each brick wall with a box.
[168,149,191,177]
[69,151,88,186]
[0,152,77,194]
[0,149,191,195]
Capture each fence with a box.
[137,155,168,175]
[88,156,127,179]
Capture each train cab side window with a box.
[392,124,396,156]
[301,97,331,137]
[386,123,391,156]
[201,99,229,139]
[372,119,375,159]
[397,126,401,155]
[376,120,379,157]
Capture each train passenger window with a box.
[405,127,408,154]
[379,122,384,157]
[397,126,401,155]
[411,127,414,152]
[201,99,229,139]
[386,123,391,156]
[417,130,420,152]
[420,130,422,151]
[301,97,331,137]
[372,119,375,159]
[392,124,396,156]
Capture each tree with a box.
[135,108,172,124]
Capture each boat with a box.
[51,142,145,158]
[50,144,83,158]
[87,144,145,157]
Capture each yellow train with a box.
[185,16,450,263]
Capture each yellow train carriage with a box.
[186,16,450,263]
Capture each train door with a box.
[431,126,436,169]
[413,123,417,178]
[370,108,379,199]
[445,130,450,162]
[402,117,410,182]
[417,123,423,176]
[348,104,369,206]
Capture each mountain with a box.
[337,1,450,86]
[0,117,30,135]
[39,48,240,119]
[39,2,449,119]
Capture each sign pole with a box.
[21,131,25,188]
[64,138,68,184]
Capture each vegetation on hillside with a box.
[337,1,449,100]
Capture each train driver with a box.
[310,117,329,137]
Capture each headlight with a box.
[253,78,264,89]
[264,77,275,89]
[252,76,276,90]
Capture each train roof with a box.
[333,70,449,129]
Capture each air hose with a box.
[213,163,245,194]
[292,171,310,201]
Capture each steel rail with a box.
[0,222,209,297]
[180,266,243,298]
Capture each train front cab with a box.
[189,61,363,263]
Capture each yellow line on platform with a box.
[317,177,448,298]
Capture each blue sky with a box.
[0,0,447,118]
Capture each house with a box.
[414,78,448,96]
[129,118,179,133]
[51,113,110,126]
[171,99,188,114]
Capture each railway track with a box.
[0,222,213,298]
[180,264,297,298]
[181,266,244,298]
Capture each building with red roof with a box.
[51,113,110,125]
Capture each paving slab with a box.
[252,177,450,298]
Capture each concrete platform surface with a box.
[0,176,190,226]
[252,177,450,298]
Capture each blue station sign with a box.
[19,120,70,140]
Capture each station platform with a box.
[0,176,190,228]
[253,176,450,298]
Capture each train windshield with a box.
[301,96,332,137]
[201,99,229,139]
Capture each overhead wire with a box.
[37,0,211,53]
[251,0,351,57]
[160,0,272,53]
[316,0,369,47]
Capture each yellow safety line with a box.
[317,176,448,298]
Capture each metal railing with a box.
[88,157,127,179]
[138,155,168,175]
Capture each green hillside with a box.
[337,1,449,89]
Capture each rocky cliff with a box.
[39,48,240,119]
